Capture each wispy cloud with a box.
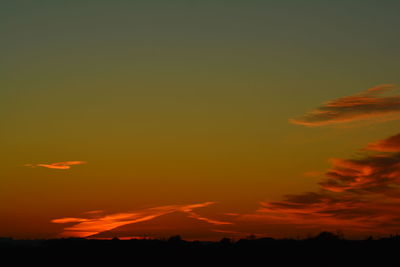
[52,218,89,223]
[366,133,400,152]
[25,161,86,170]
[290,84,400,126]
[52,202,231,238]
[320,154,400,193]
[233,85,400,237]
[244,133,400,235]
[186,211,233,225]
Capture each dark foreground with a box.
[2,232,400,266]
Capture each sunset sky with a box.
[2,1,400,240]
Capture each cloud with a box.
[240,86,400,236]
[25,161,86,170]
[186,211,233,225]
[366,133,400,152]
[253,193,371,229]
[320,155,400,193]
[52,202,231,238]
[211,229,241,234]
[290,84,400,126]
[52,218,89,223]
[244,191,400,235]
[241,133,400,236]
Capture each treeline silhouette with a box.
[1,232,400,266]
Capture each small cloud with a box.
[186,211,232,225]
[25,161,86,170]
[290,84,400,126]
[52,218,89,223]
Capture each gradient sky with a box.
[2,0,400,240]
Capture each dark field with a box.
[2,232,400,266]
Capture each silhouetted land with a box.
[1,232,400,266]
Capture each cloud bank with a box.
[245,133,400,235]
[51,84,400,238]
[244,162,400,235]
[291,84,400,126]
[238,86,400,237]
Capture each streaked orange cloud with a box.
[366,133,400,152]
[241,133,400,236]
[25,161,86,170]
[290,84,400,126]
[52,202,231,238]
[229,87,400,237]
[52,218,89,223]
[240,192,400,236]
[186,211,233,225]
[320,153,400,193]
[211,229,241,234]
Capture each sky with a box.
[1,0,400,240]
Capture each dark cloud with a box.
[243,133,400,235]
[320,154,400,193]
[291,84,400,126]
[236,87,400,237]
[367,133,400,152]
